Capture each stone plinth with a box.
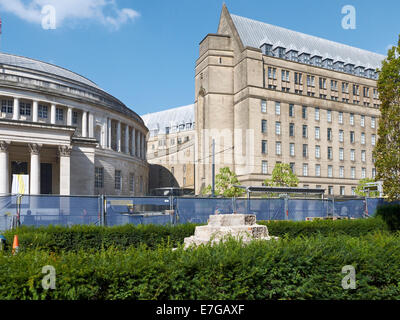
[184,214,277,248]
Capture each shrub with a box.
[1,218,387,253]
[375,204,400,231]
[1,232,400,300]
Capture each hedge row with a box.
[1,232,400,299]
[1,218,388,252]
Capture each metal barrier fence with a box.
[0,194,393,231]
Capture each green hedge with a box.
[259,218,388,238]
[1,232,400,300]
[2,224,197,252]
[1,218,387,252]
[375,204,400,231]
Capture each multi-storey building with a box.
[144,5,384,196]
[195,5,383,196]
[142,104,195,191]
[0,52,149,196]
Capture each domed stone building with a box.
[0,52,148,196]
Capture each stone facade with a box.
[194,5,382,196]
[0,52,149,196]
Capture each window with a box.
[261,120,267,133]
[352,187,356,195]
[315,145,320,159]
[275,142,281,155]
[327,110,332,122]
[327,128,332,141]
[353,84,360,96]
[338,112,343,124]
[342,82,349,93]
[327,147,333,160]
[372,168,376,179]
[20,102,31,116]
[262,161,268,174]
[315,127,320,140]
[289,104,294,117]
[289,123,295,137]
[361,133,366,145]
[262,140,268,154]
[290,163,295,174]
[261,100,267,113]
[371,117,376,128]
[315,164,321,177]
[294,72,303,84]
[290,143,295,156]
[328,165,333,177]
[339,148,344,161]
[361,150,366,162]
[115,170,121,190]
[340,166,344,178]
[350,131,355,143]
[95,167,104,188]
[351,149,355,161]
[303,144,308,157]
[372,134,376,146]
[363,87,370,97]
[275,122,281,135]
[303,164,308,176]
[339,130,344,142]
[38,105,48,119]
[319,77,326,89]
[281,70,290,82]
[351,167,356,179]
[56,108,64,121]
[268,67,277,79]
[1,99,13,113]
[302,125,308,138]
[307,75,315,87]
[340,186,345,196]
[361,115,365,127]
[361,168,366,179]
[350,114,354,125]
[328,186,334,195]
[331,80,338,91]
[302,106,307,119]
[275,102,281,115]
[315,107,320,121]
[129,173,135,192]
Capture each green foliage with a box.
[375,36,400,201]
[354,178,380,197]
[203,167,244,197]
[2,218,387,253]
[264,163,299,187]
[258,217,388,238]
[2,224,196,253]
[1,232,400,300]
[375,204,400,231]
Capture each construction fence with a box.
[0,194,390,231]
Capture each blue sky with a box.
[0,0,398,116]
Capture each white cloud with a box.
[0,0,140,30]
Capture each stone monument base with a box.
[184,214,277,248]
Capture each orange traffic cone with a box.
[12,235,19,255]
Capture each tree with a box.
[374,36,400,201]
[203,167,244,197]
[354,178,380,197]
[264,163,299,187]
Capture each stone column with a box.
[136,131,140,158]
[58,146,72,195]
[13,98,19,120]
[142,134,146,160]
[131,127,136,156]
[125,124,129,154]
[0,141,9,194]
[88,112,94,138]
[82,111,88,138]
[117,121,121,152]
[67,107,73,126]
[107,118,112,149]
[32,101,39,122]
[50,104,56,124]
[29,144,41,195]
